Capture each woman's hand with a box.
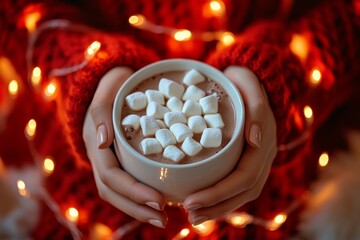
[183,66,277,225]
[83,67,167,228]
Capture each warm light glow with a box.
[8,80,19,96]
[303,105,313,119]
[90,223,112,240]
[319,152,329,167]
[17,180,28,196]
[31,67,42,87]
[220,32,235,46]
[229,212,253,228]
[43,157,55,175]
[192,220,216,236]
[180,228,190,238]
[209,0,225,16]
[289,34,309,61]
[65,207,79,223]
[25,119,37,139]
[85,41,101,59]
[310,68,322,84]
[24,11,41,33]
[129,14,145,26]
[43,80,57,100]
[173,29,192,41]
[274,213,287,225]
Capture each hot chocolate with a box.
[120,70,235,164]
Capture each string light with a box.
[173,29,192,41]
[31,66,42,87]
[8,80,19,96]
[17,180,28,197]
[90,223,112,240]
[318,152,329,167]
[25,119,37,140]
[43,80,58,101]
[24,11,41,33]
[85,41,101,60]
[43,157,55,175]
[219,32,235,46]
[310,68,322,84]
[303,105,313,120]
[289,34,309,61]
[65,207,79,223]
[209,0,225,16]
[226,212,254,228]
[192,220,216,236]
[128,14,145,26]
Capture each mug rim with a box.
[113,58,245,169]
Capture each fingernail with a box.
[185,204,202,212]
[146,202,161,211]
[97,125,107,148]
[191,216,208,226]
[250,123,261,148]
[149,219,165,228]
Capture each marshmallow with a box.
[166,97,183,112]
[181,137,202,156]
[145,90,165,105]
[183,69,205,86]
[200,128,222,148]
[125,92,147,111]
[182,100,202,117]
[164,112,187,127]
[159,78,185,99]
[140,116,159,137]
[187,115,207,134]
[163,145,185,163]
[155,129,177,148]
[204,113,224,128]
[121,114,141,131]
[199,95,218,114]
[140,138,163,155]
[156,119,166,129]
[170,123,193,142]
[182,85,206,102]
[146,102,170,119]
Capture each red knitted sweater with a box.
[0,0,359,239]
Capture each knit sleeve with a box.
[32,29,159,167]
[207,0,360,165]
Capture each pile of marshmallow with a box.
[121,69,225,163]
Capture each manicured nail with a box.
[146,202,162,211]
[249,123,261,148]
[191,216,208,226]
[185,204,202,212]
[149,219,165,228]
[97,125,107,148]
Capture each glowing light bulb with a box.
[43,157,55,175]
[17,180,28,196]
[173,29,192,41]
[274,213,287,225]
[25,119,37,139]
[289,34,308,61]
[31,67,42,87]
[180,228,190,238]
[8,80,19,96]
[228,212,253,228]
[65,207,79,223]
[24,11,41,33]
[90,223,112,240]
[129,14,145,26]
[220,32,235,46]
[303,105,313,119]
[319,152,329,167]
[85,41,101,59]
[43,80,57,100]
[310,68,322,84]
[209,0,225,16]
[192,220,216,236]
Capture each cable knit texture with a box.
[0,0,359,239]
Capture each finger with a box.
[92,167,167,228]
[187,146,275,225]
[224,66,268,148]
[84,115,165,210]
[183,115,276,211]
[90,67,133,149]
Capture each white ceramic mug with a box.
[113,59,245,205]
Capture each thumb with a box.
[89,67,133,149]
[224,66,268,148]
